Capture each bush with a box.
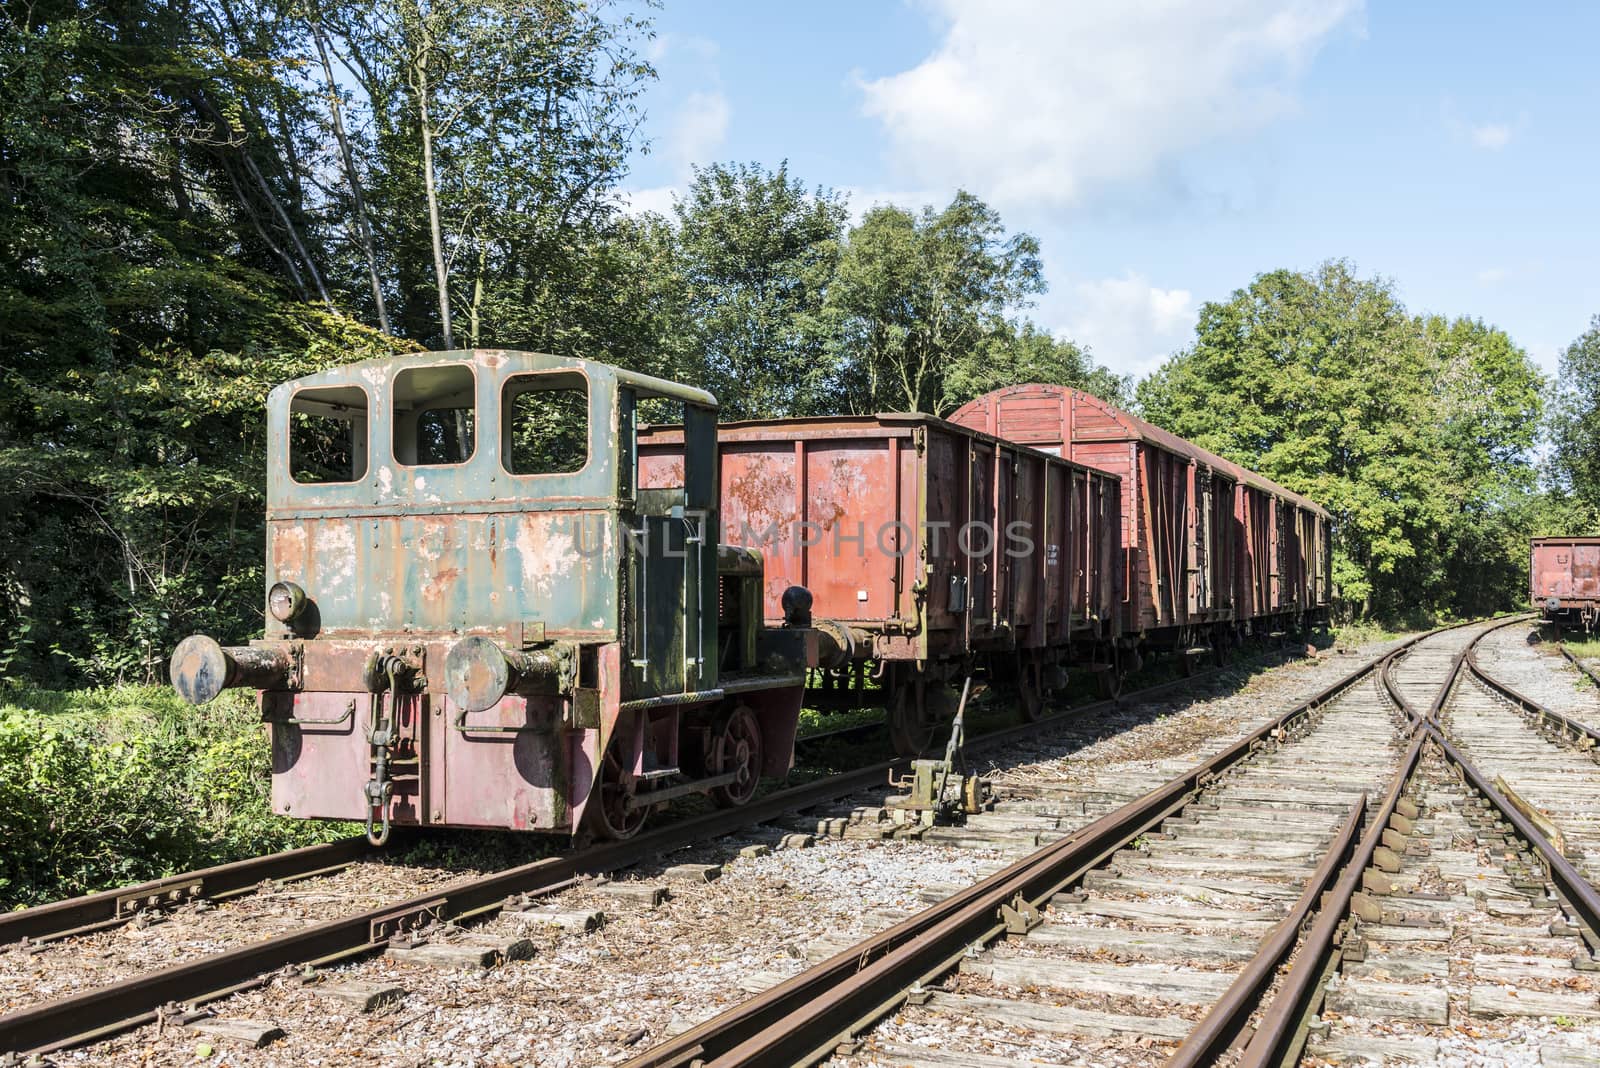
[0,683,348,909]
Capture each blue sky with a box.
[618,1,1598,382]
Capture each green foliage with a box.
[1138,261,1545,620]
[0,684,346,909]
[667,162,849,419]
[824,191,1046,414]
[1549,315,1600,513]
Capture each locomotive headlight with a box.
[268,581,307,623]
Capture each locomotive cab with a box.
[172,350,811,840]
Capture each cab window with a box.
[502,372,589,475]
[290,385,369,484]
[394,365,476,466]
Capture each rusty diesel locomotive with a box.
[171,350,853,841]
[1532,536,1600,631]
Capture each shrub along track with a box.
[618,617,1600,1068]
[0,640,1343,1061]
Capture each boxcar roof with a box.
[949,383,1330,520]
[1532,536,1600,545]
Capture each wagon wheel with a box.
[1015,654,1048,723]
[583,735,650,840]
[707,705,763,809]
[1095,645,1124,700]
[888,673,955,756]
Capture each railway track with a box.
[0,639,1338,1062]
[1559,640,1600,689]
[621,617,1600,1068]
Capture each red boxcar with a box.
[639,414,1122,751]
[1532,537,1600,630]
[950,384,1331,665]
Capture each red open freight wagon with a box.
[951,384,1331,667]
[639,414,1122,752]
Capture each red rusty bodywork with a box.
[949,385,1331,641]
[639,414,1123,665]
[1531,537,1600,628]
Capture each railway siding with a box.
[4,636,1407,1065]
[1302,751,1600,1066]
[618,618,1600,1068]
[1456,623,1600,885]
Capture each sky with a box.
[617,0,1600,382]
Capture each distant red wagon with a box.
[1531,536,1600,631]
[950,384,1332,665]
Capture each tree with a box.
[1137,261,1543,620]
[667,162,848,419]
[1421,314,1545,616]
[825,191,1043,415]
[321,0,655,350]
[1549,316,1600,513]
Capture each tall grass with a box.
[0,684,346,910]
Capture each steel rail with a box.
[1163,791,1369,1068]
[1234,729,1429,1068]
[622,631,1440,1068]
[1238,614,1600,1068]
[0,836,382,949]
[0,640,1320,1058]
[0,758,898,1056]
[1162,621,1477,1066]
[1469,642,1600,749]
[1232,621,1480,1068]
[1560,643,1600,688]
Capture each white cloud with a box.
[1470,122,1512,150]
[1476,266,1509,285]
[1061,272,1196,377]
[617,186,679,217]
[646,32,719,66]
[669,90,731,173]
[1442,100,1522,151]
[857,0,1361,209]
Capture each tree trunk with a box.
[313,20,390,334]
[468,241,487,347]
[404,1,454,350]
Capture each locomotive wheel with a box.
[708,705,763,809]
[888,674,955,756]
[583,737,650,840]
